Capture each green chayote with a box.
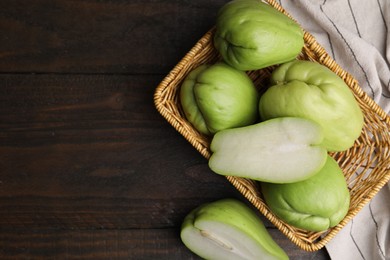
[180,62,259,135]
[261,155,350,232]
[214,0,304,71]
[259,60,364,152]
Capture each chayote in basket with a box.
[180,62,259,135]
[259,60,364,152]
[208,117,328,184]
[261,155,350,232]
[214,0,304,71]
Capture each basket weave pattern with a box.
[154,0,390,251]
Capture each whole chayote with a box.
[180,62,259,135]
[261,155,350,232]
[259,60,364,152]
[214,0,304,71]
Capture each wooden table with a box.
[0,1,330,259]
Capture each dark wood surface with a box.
[0,1,331,259]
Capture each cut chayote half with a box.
[181,199,289,260]
[209,117,327,183]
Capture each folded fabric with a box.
[278,0,390,259]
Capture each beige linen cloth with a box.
[278,0,390,259]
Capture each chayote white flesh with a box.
[209,117,327,183]
[180,199,289,260]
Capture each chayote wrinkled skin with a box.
[214,0,304,71]
[259,60,364,152]
[180,62,259,135]
[261,155,350,232]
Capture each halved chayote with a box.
[181,198,289,260]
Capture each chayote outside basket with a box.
[153,0,390,251]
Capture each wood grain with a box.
[0,0,226,74]
[0,229,329,260]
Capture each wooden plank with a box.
[0,228,329,259]
[0,74,244,229]
[0,73,169,144]
[0,229,195,259]
[0,0,227,74]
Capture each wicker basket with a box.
[154,0,390,251]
